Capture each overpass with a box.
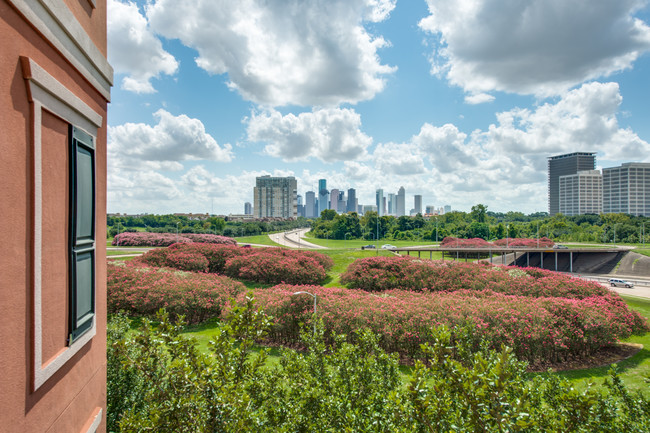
[391,246,627,273]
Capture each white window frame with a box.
[22,56,103,391]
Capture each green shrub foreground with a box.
[108,297,650,433]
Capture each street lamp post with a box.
[344,232,351,249]
[176,222,180,243]
[506,225,510,248]
[292,291,317,335]
[537,221,539,248]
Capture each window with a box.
[68,126,95,343]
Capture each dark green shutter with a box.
[69,126,95,344]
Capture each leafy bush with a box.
[113,232,236,247]
[224,250,328,285]
[107,299,650,432]
[440,236,492,247]
[241,284,648,364]
[107,262,245,324]
[134,243,333,285]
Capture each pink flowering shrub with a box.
[112,232,236,247]
[133,243,332,285]
[341,258,610,300]
[493,237,554,247]
[235,284,648,364]
[440,237,492,247]
[224,250,328,285]
[164,251,210,273]
[107,262,245,324]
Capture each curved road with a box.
[269,228,327,249]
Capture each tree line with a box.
[310,204,649,243]
[107,214,310,238]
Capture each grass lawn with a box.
[235,234,283,247]
[106,250,147,256]
[634,248,650,258]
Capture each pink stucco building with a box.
[1,0,111,431]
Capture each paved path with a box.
[268,229,326,249]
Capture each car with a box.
[553,244,569,249]
[361,244,376,250]
[240,244,252,248]
[609,279,634,288]
[381,244,396,249]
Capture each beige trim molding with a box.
[22,57,101,391]
[9,0,113,101]
[84,408,103,433]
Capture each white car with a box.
[381,244,396,249]
[609,279,634,288]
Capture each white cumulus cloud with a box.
[108,0,178,93]
[109,109,233,168]
[419,0,650,99]
[145,0,396,106]
[246,108,372,162]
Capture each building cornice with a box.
[8,0,113,101]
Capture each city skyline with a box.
[107,1,650,215]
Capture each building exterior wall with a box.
[1,1,111,432]
[559,170,602,216]
[253,176,298,219]
[603,163,650,216]
[548,152,596,216]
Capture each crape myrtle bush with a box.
[133,243,334,285]
[440,236,555,248]
[107,299,650,432]
[107,262,245,324]
[238,283,648,365]
[112,231,236,247]
[440,236,492,247]
[341,256,611,298]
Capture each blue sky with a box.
[107,0,650,215]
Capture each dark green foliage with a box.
[108,298,650,432]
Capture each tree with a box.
[470,204,488,223]
[320,209,337,221]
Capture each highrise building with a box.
[603,162,650,216]
[338,190,346,212]
[253,175,298,219]
[396,186,406,216]
[244,202,252,215]
[305,191,317,218]
[414,195,422,215]
[425,205,435,214]
[443,205,451,214]
[376,189,384,216]
[330,188,340,212]
[559,170,602,216]
[297,194,304,217]
[318,179,329,216]
[387,193,396,215]
[347,188,357,213]
[548,152,596,216]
